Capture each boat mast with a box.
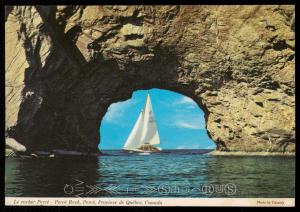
[142,91,150,114]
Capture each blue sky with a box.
[99,89,216,150]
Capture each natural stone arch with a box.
[5,5,295,154]
[98,87,215,151]
[98,87,216,151]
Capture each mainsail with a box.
[123,94,160,151]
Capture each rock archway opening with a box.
[99,88,216,151]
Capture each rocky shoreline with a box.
[207,150,295,156]
[5,148,101,158]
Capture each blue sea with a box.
[5,150,295,197]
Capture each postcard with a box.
[5,5,295,207]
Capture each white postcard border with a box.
[5,197,295,207]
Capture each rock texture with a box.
[5,5,295,153]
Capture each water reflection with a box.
[6,157,99,197]
[5,151,295,197]
[204,156,295,197]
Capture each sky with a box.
[99,88,216,150]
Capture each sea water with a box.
[5,150,295,197]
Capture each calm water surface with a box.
[5,150,295,197]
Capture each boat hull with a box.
[123,145,161,153]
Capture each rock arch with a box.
[98,87,216,151]
[5,5,295,154]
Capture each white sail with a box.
[123,93,161,151]
[140,94,160,145]
[123,111,144,150]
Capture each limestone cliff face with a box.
[5,5,295,153]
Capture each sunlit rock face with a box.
[5,5,295,153]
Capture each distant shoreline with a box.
[207,151,295,156]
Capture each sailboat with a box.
[123,93,162,154]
